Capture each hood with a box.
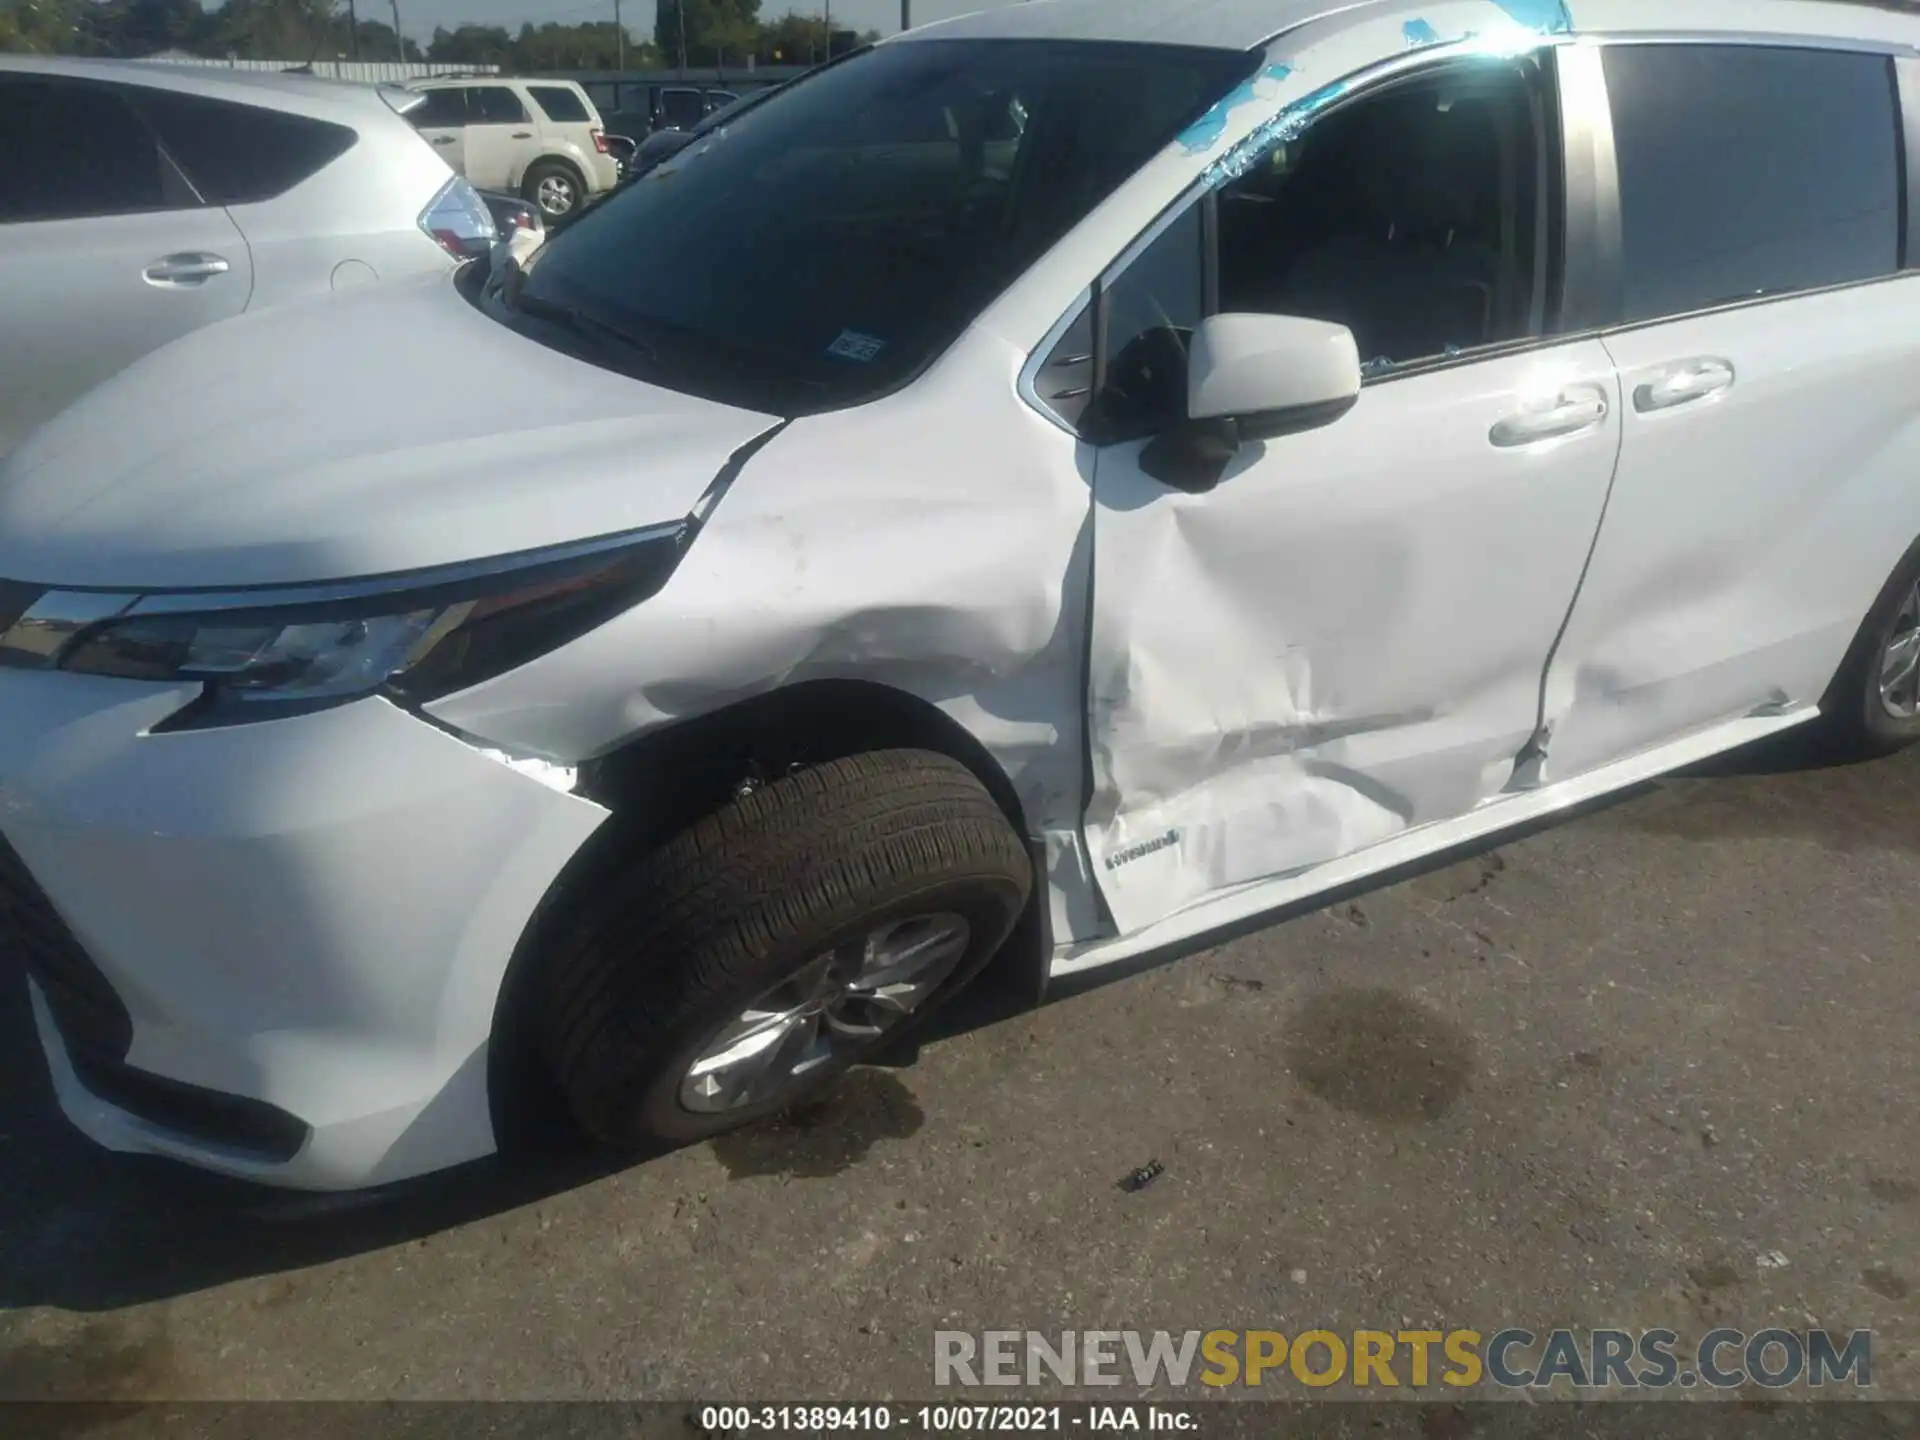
[0,272,780,590]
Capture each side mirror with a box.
[1140,313,1362,493]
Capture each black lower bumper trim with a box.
[65,1045,310,1164]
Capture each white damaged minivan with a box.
[5,0,1920,1189]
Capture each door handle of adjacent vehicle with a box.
[1489,386,1610,447]
[430,135,456,146]
[1633,357,1735,413]
[142,253,231,286]
[511,131,532,139]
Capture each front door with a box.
[462,85,533,192]
[1081,51,1623,933]
[408,86,470,179]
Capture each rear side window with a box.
[0,75,190,222]
[1602,45,1902,323]
[135,90,356,204]
[528,85,591,123]
[410,87,467,128]
[658,88,704,129]
[469,86,530,124]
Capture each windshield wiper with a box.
[504,281,660,368]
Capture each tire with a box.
[522,160,585,222]
[538,749,1032,1146]
[1818,534,1920,757]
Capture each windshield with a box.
[498,39,1255,415]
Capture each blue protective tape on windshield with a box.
[1178,62,1296,153]
[1403,18,1442,46]
[1201,78,1349,188]
[1493,0,1573,32]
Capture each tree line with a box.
[0,0,872,69]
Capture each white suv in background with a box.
[0,57,494,456]
[407,77,620,221]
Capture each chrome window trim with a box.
[1016,288,1097,437]
[1896,55,1920,266]
[1556,41,1624,333]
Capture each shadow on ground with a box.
[0,723,1903,1313]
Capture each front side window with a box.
[504,39,1255,414]
[1092,56,1554,437]
[529,85,591,124]
[469,86,530,125]
[0,76,192,223]
[1602,44,1901,324]
[410,87,467,129]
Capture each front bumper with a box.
[0,669,607,1189]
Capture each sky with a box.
[395,0,1024,45]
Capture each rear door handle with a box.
[1490,385,1610,447]
[142,252,231,286]
[511,131,532,139]
[1633,357,1735,413]
[430,134,456,146]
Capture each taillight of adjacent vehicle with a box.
[418,176,497,260]
[591,128,610,154]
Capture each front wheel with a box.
[538,750,1031,1146]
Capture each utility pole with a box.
[347,0,360,59]
[613,0,623,107]
[388,0,404,60]
[676,0,688,78]
[900,0,910,30]
[823,0,830,56]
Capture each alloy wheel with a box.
[678,912,972,1113]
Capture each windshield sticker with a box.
[826,330,887,363]
[1403,18,1442,46]
[1178,62,1295,154]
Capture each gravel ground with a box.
[2,731,1918,1417]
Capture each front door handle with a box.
[430,134,456,146]
[511,131,532,139]
[1633,357,1735,413]
[142,252,231,286]
[1490,385,1610,447]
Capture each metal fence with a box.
[133,56,499,83]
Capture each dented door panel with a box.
[1084,343,1623,934]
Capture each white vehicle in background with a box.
[3,0,1920,1193]
[405,77,620,221]
[0,57,495,457]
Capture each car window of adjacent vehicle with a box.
[469,85,531,125]
[658,88,705,129]
[133,89,357,205]
[503,39,1257,414]
[1089,56,1553,439]
[410,87,467,128]
[1602,44,1902,323]
[0,75,195,223]
[529,85,592,123]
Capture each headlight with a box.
[35,523,688,730]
